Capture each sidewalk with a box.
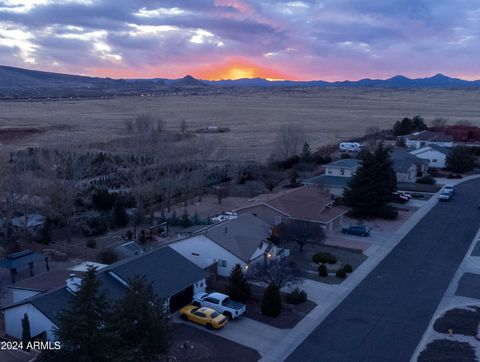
[410,226,480,361]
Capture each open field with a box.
[1,88,480,161]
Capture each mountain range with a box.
[0,64,479,98]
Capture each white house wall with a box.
[325,166,356,177]
[169,235,247,277]
[406,140,453,149]
[411,149,446,168]
[10,288,42,304]
[5,304,56,341]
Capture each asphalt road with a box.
[286,178,480,362]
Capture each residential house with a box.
[391,150,430,183]
[409,144,448,168]
[404,130,453,149]
[2,246,206,341]
[1,214,46,238]
[7,270,81,304]
[169,213,283,277]
[302,159,361,197]
[235,186,347,233]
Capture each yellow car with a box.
[179,305,228,330]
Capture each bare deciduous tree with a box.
[431,118,448,127]
[251,259,303,289]
[455,120,472,126]
[271,124,306,161]
[37,148,98,242]
[276,220,325,252]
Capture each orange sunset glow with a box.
[194,58,289,80]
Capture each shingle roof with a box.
[391,149,428,172]
[325,159,361,168]
[237,186,346,224]
[2,246,206,324]
[30,287,72,324]
[406,130,453,142]
[199,213,271,262]
[426,144,449,154]
[107,246,206,299]
[302,175,350,187]
[8,270,81,292]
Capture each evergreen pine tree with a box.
[48,267,120,362]
[21,313,31,346]
[446,146,475,173]
[110,276,171,358]
[37,219,52,245]
[181,209,192,228]
[226,264,251,302]
[261,284,282,317]
[113,201,129,228]
[343,143,397,217]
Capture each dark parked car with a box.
[391,192,409,204]
[342,225,370,237]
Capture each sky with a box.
[0,0,479,81]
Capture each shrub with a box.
[417,175,436,185]
[340,153,351,159]
[261,284,282,317]
[343,264,353,273]
[336,269,347,279]
[312,252,337,264]
[113,203,129,227]
[83,216,108,237]
[376,205,398,220]
[285,288,307,305]
[98,247,119,264]
[318,264,328,277]
[86,239,97,249]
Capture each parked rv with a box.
[339,142,362,152]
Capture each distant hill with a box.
[171,75,207,87]
[0,64,479,99]
[0,65,165,98]
[205,73,480,88]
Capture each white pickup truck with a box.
[192,292,246,319]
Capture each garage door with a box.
[169,285,193,312]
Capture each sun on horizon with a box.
[194,58,289,81]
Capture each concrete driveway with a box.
[173,313,288,357]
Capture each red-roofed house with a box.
[235,186,347,233]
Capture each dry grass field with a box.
[0,88,479,161]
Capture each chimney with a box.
[66,274,82,293]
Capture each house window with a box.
[217,259,227,268]
[432,159,437,163]
[191,252,200,256]
[340,168,345,176]
[327,169,332,174]
[274,216,282,225]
